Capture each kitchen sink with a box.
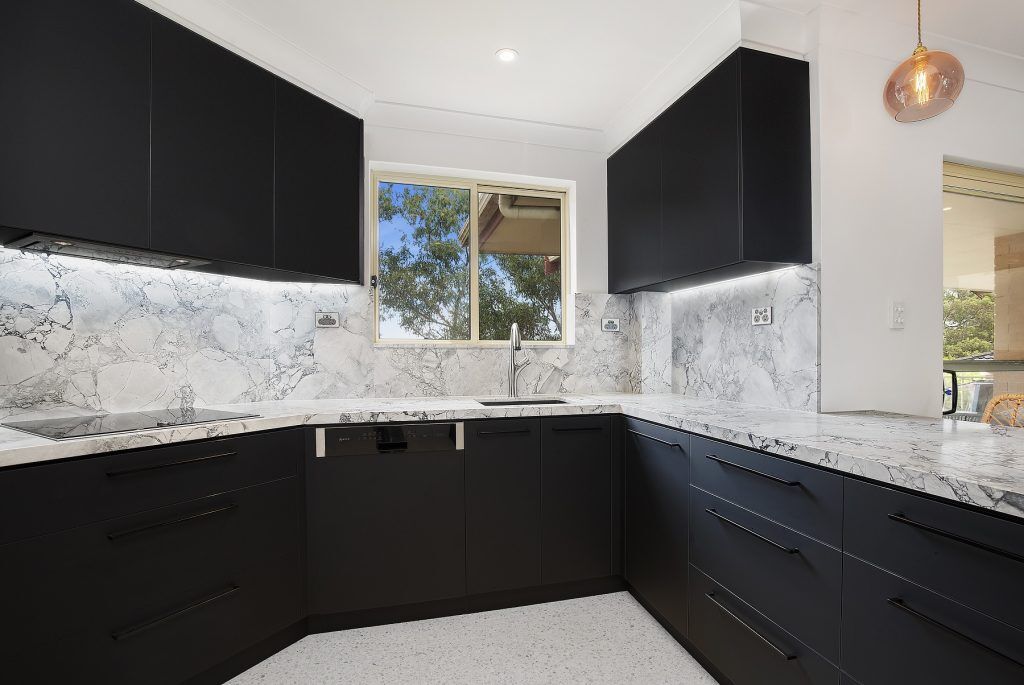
[476,398,568,406]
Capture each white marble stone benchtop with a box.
[1,393,1022,519]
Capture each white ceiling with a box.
[157,0,1024,133]
[943,192,1024,291]
[215,0,734,131]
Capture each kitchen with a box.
[1,1,1023,684]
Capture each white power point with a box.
[751,307,772,326]
[889,301,906,329]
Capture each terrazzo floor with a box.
[228,592,719,684]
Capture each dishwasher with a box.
[307,423,467,617]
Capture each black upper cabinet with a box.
[0,0,150,248]
[151,15,275,268]
[275,79,363,283]
[607,118,662,294]
[660,55,741,281]
[608,48,811,293]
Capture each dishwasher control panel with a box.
[315,422,464,457]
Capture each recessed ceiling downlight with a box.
[495,48,519,62]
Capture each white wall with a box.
[364,113,609,294]
[814,6,1024,415]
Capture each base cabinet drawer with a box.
[690,435,843,546]
[842,555,1024,685]
[2,477,300,654]
[0,428,302,544]
[844,478,1024,632]
[690,486,842,662]
[9,558,300,685]
[688,565,838,685]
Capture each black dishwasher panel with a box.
[307,423,467,615]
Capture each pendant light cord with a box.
[915,0,926,53]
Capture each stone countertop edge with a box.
[0,393,1022,520]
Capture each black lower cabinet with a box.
[466,419,542,594]
[623,418,689,635]
[689,486,842,662]
[5,476,303,685]
[306,443,466,614]
[689,565,838,685]
[841,554,1024,685]
[540,416,613,584]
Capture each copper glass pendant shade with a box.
[882,0,965,122]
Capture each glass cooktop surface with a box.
[1,408,259,441]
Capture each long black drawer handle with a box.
[477,429,531,436]
[705,508,799,554]
[105,451,236,477]
[888,513,1024,565]
[704,453,800,487]
[107,503,237,541]
[887,598,1024,669]
[705,591,797,661]
[627,429,683,450]
[552,426,603,432]
[111,585,240,641]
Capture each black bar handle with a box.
[888,513,1024,565]
[111,585,240,641]
[107,503,237,541]
[705,508,799,554]
[477,429,531,436]
[627,429,684,450]
[704,453,800,487]
[106,451,236,477]
[705,592,797,660]
[887,598,1024,669]
[551,426,604,432]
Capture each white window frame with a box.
[371,171,571,346]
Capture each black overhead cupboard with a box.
[608,47,812,293]
[0,0,363,284]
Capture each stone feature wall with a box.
[0,249,643,419]
[670,265,820,412]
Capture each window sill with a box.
[373,341,574,350]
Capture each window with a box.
[372,173,568,344]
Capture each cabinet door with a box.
[151,16,274,267]
[0,0,150,247]
[540,416,612,584]
[660,52,741,280]
[607,119,662,293]
[306,447,466,614]
[274,78,363,282]
[466,419,541,594]
[624,419,690,635]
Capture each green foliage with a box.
[377,183,471,339]
[480,254,561,341]
[378,183,562,341]
[943,289,995,360]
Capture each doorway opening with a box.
[942,162,1024,423]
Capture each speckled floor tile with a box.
[228,592,718,684]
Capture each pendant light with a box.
[882,0,965,122]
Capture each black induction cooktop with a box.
[1,408,260,441]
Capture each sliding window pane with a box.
[377,182,471,340]
[477,191,563,341]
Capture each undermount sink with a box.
[476,398,568,406]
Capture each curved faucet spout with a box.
[508,323,527,398]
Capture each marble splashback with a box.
[671,265,819,412]
[0,249,642,418]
